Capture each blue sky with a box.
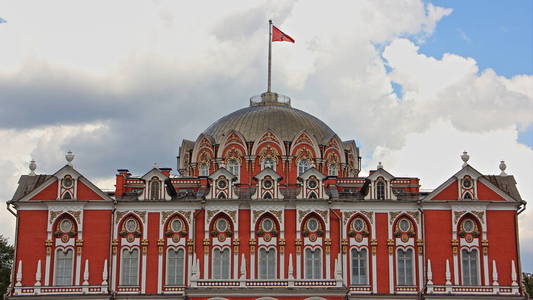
[422,0,533,148]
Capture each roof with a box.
[203,102,337,144]
[484,175,523,201]
[11,175,54,202]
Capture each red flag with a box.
[272,25,295,43]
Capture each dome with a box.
[203,92,337,144]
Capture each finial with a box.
[377,161,383,169]
[65,151,74,166]
[499,161,507,176]
[461,151,469,167]
[29,160,36,176]
[153,162,159,169]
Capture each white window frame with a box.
[396,247,415,286]
[298,159,311,176]
[166,247,186,286]
[227,159,240,181]
[376,180,385,200]
[460,248,480,286]
[53,247,74,286]
[120,247,140,286]
[200,163,209,176]
[350,247,368,285]
[258,247,277,279]
[150,179,160,200]
[212,247,231,279]
[304,247,322,279]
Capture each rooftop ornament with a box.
[29,160,36,176]
[499,161,507,176]
[461,151,469,167]
[65,151,74,166]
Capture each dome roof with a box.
[203,93,337,144]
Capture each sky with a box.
[0,0,531,272]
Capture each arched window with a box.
[121,249,139,286]
[328,164,337,176]
[150,179,160,200]
[397,249,414,286]
[461,249,479,285]
[351,248,367,285]
[167,248,185,285]
[54,249,73,286]
[228,159,240,180]
[376,181,385,200]
[298,159,311,176]
[259,248,276,279]
[200,163,209,176]
[213,248,230,279]
[262,157,276,170]
[304,248,322,279]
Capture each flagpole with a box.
[267,19,272,93]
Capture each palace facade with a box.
[6,92,526,299]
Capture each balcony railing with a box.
[191,278,343,288]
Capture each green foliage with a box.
[524,272,533,298]
[0,235,14,297]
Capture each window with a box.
[376,181,385,199]
[461,249,479,285]
[216,219,228,232]
[397,249,414,286]
[171,219,182,232]
[259,248,276,279]
[298,159,311,176]
[307,218,319,232]
[212,248,230,279]
[200,163,209,176]
[463,220,474,233]
[228,159,240,180]
[59,219,73,233]
[353,218,364,232]
[304,248,322,279]
[125,219,138,232]
[351,248,368,285]
[328,164,337,176]
[166,248,185,285]
[54,249,73,286]
[150,179,160,200]
[121,249,139,286]
[262,218,274,232]
[399,219,410,232]
[263,158,275,170]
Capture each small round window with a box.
[263,178,273,189]
[62,176,73,188]
[59,219,73,233]
[399,219,410,232]
[353,218,364,232]
[463,220,474,232]
[262,218,274,232]
[307,179,318,189]
[462,177,472,188]
[216,219,228,232]
[217,179,227,189]
[307,218,319,232]
[171,219,182,232]
[125,219,138,232]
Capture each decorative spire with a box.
[511,260,518,286]
[29,160,36,176]
[65,151,74,166]
[153,162,159,169]
[34,260,42,287]
[499,161,507,176]
[492,260,499,286]
[15,260,22,287]
[82,259,89,286]
[461,151,469,167]
[445,259,451,286]
[102,259,108,286]
[240,254,246,280]
[288,253,294,280]
[427,259,433,285]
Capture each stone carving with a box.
[389,212,400,224]
[133,211,146,222]
[67,210,81,224]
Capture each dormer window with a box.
[262,157,276,170]
[376,181,385,200]
[150,178,160,200]
[328,164,337,176]
[228,159,240,180]
[298,159,311,176]
[200,163,209,176]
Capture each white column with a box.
[44,254,51,286]
[296,252,301,279]
[157,252,163,293]
[111,252,117,290]
[141,252,147,293]
[343,252,348,287]
[75,252,82,285]
[325,250,331,279]
[388,253,394,293]
[483,252,489,285]
[372,251,377,293]
[279,251,285,279]
[250,251,255,279]
[418,252,424,290]
[453,253,459,284]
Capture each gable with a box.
[432,180,458,200]
[477,181,505,201]
[30,180,58,201]
[77,180,105,200]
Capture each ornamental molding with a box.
[206,209,237,224]
[160,210,193,225]
[298,209,328,225]
[389,211,419,225]
[252,209,283,224]
[342,210,374,225]
[115,210,146,224]
[48,210,81,225]
[453,210,485,225]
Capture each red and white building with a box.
[5,92,526,299]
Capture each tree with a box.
[0,235,14,297]
[524,272,533,298]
